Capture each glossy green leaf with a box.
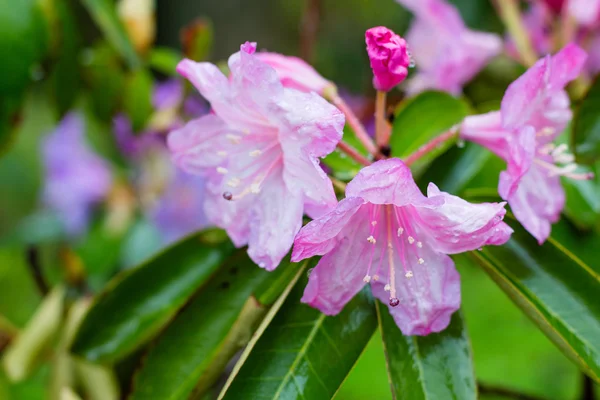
[80,0,140,69]
[470,220,600,382]
[70,230,234,363]
[377,304,476,400]
[562,163,600,229]
[390,91,470,173]
[0,0,48,96]
[573,75,600,164]
[124,69,153,132]
[129,256,305,400]
[322,125,368,181]
[219,278,377,400]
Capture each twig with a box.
[337,141,372,167]
[26,246,49,296]
[330,94,380,158]
[375,91,387,147]
[479,383,549,400]
[403,128,458,166]
[300,0,321,62]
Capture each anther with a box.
[223,192,233,201]
[217,151,228,157]
[227,178,241,188]
[249,150,262,157]
[217,167,228,175]
[226,134,242,144]
[397,227,404,236]
[372,274,380,281]
[384,284,391,292]
[405,271,413,278]
[389,298,400,307]
[250,183,261,194]
[371,221,377,226]
[418,258,425,264]
[408,236,415,244]
[416,241,422,248]
[367,235,377,244]
[363,275,371,283]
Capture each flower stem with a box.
[494,0,537,67]
[337,141,372,166]
[403,128,459,166]
[375,90,388,148]
[330,93,379,157]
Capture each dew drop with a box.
[223,192,233,201]
[389,298,400,307]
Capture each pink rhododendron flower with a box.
[292,159,512,335]
[540,0,565,15]
[168,42,344,270]
[396,0,502,95]
[365,26,410,92]
[255,52,334,95]
[568,0,600,26]
[461,44,589,244]
[42,113,112,236]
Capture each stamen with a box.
[249,150,262,157]
[534,158,594,180]
[371,221,377,226]
[226,134,242,144]
[227,178,241,188]
[397,227,404,236]
[538,127,555,136]
[551,143,568,157]
[416,241,422,248]
[367,235,377,244]
[389,298,400,307]
[554,153,575,164]
[405,271,413,278]
[386,206,398,302]
[407,236,415,244]
[217,151,228,157]
[539,143,555,155]
[250,183,261,194]
[217,167,228,175]
[372,274,379,281]
[363,275,371,283]
[384,284,391,291]
[418,258,425,264]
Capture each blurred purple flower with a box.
[461,44,589,243]
[292,159,511,335]
[396,0,502,95]
[42,113,112,236]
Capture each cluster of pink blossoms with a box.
[167,0,590,336]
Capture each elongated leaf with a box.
[80,0,140,68]
[390,91,470,173]
[573,75,600,164]
[128,256,305,400]
[323,125,369,181]
[148,48,182,76]
[123,69,153,132]
[470,220,600,382]
[70,229,233,363]
[219,277,377,400]
[377,303,476,400]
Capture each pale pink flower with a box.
[461,44,589,244]
[254,52,334,95]
[292,159,512,335]
[365,26,411,92]
[568,0,600,26]
[168,42,344,270]
[396,0,502,95]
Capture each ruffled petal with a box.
[548,43,587,91]
[247,169,305,270]
[167,114,232,176]
[568,0,600,26]
[346,158,435,208]
[460,111,512,159]
[255,52,333,94]
[292,197,365,261]
[371,242,461,336]
[203,185,251,248]
[301,206,373,315]
[507,164,565,244]
[413,183,512,254]
[498,125,536,199]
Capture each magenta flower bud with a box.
[365,26,410,92]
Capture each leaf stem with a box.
[337,141,372,167]
[494,0,537,67]
[375,90,388,148]
[403,127,459,166]
[329,93,380,157]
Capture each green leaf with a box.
[129,256,306,400]
[562,163,600,229]
[219,278,377,400]
[0,0,48,96]
[80,0,140,69]
[470,219,600,382]
[123,68,153,132]
[390,91,470,173]
[573,75,600,164]
[70,229,234,363]
[376,304,476,400]
[322,125,368,180]
[148,47,182,76]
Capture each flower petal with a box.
[460,111,512,159]
[548,43,587,91]
[292,197,365,261]
[507,164,564,244]
[371,243,461,336]
[413,183,512,254]
[346,158,434,208]
[498,125,536,199]
[247,169,305,271]
[255,52,333,94]
[301,206,373,315]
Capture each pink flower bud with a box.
[365,26,410,92]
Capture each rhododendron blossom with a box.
[395,0,502,95]
[365,26,410,92]
[568,0,600,27]
[42,113,112,236]
[168,42,344,270]
[255,52,334,95]
[292,159,512,335]
[461,44,589,244]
